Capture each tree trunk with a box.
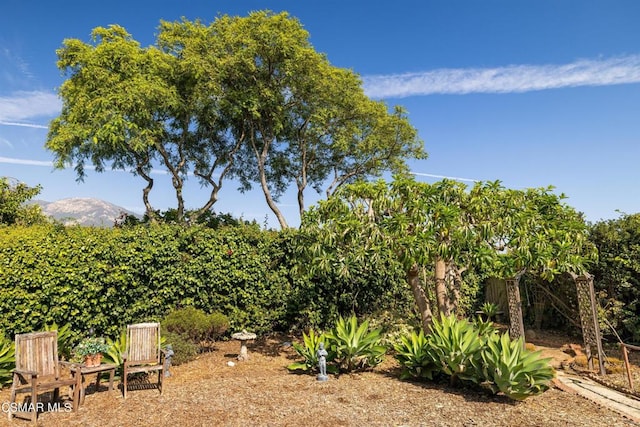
[251,133,289,229]
[435,257,450,316]
[407,264,434,333]
[136,162,156,223]
[193,132,244,222]
[446,263,465,315]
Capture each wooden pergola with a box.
[505,272,606,375]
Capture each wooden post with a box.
[505,275,525,346]
[621,344,634,392]
[573,274,606,375]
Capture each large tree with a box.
[47,12,425,227]
[298,176,595,332]
[47,25,238,223]
[0,177,47,226]
[188,11,426,228]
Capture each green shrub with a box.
[287,329,336,373]
[393,329,439,380]
[161,307,229,344]
[325,315,386,373]
[163,331,198,365]
[479,332,555,400]
[0,223,411,339]
[428,314,483,386]
[0,332,15,387]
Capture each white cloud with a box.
[363,54,640,99]
[0,91,61,122]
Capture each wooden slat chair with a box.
[122,322,165,399]
[9,331,80,424]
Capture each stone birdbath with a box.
[231,329,257,361]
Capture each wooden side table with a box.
[70,363,118,404]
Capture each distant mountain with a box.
[34,198,139,227]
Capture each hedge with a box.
[0,223,409,339]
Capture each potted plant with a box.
[74,337,110,367]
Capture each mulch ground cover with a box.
[0,330,638,427]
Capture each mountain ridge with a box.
[34,197,139,227]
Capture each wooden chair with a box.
[122,322,166,399]
[9,331,80,424]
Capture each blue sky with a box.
[1,1,640,227]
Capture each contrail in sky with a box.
[411,172,479,183]
[0,121,48,129]
[0,157,52,167]
[0,156,170,175]
[0,156,475,184]
[363,54,640,99]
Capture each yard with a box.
[0,331,638,427]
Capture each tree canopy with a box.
[0,177,47,226]
[47,11,425,227]
[298,176,596,332]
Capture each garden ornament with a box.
[164,344,174,377]
[317,342,328,381]
[231,329,257,361]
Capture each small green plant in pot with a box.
[75,337,110,367]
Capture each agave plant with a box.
[287,329,336,373]
[480,302,500,319]
[393,329,439,380]
[44,322,75,361]
[325,315,386,373]
[0,333,16,387]
[103,328,127,367]
[480,332,555,401]
[473,316,498,339]
[428,314,483,385]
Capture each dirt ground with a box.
[1,330,639,427]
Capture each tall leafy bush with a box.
[0,224,292,337]
[589,213,640,341]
